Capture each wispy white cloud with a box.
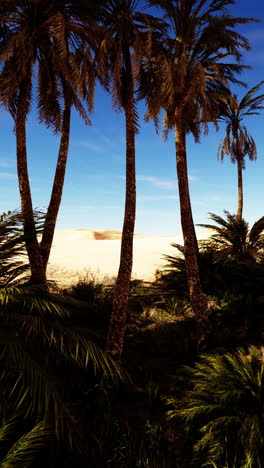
[188,174,198,182]
[73,141,104,152]
[61,205,121,213]
[138,194,178,201]
[137,175,176,190]
[93,128,112,144]
[0,157,15,168]
[0,172,17,180]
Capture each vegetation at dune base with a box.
[1,0,264,466]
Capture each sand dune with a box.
[47,228,212,285]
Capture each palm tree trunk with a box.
[107,57,136,361]
[237,156,243,221]
[174,113,206,320]
[40,104,71,271]
[234,127,243,221]
[16,86,45,284]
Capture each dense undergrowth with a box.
[1,211,264,466]
[14,267,261,468]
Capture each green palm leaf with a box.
[0,419,51,468]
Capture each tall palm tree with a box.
[141,0,256,320]
[217,83,264,221]
[98,0,165,360]
[0,0,102,284]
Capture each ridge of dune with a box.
[48,228,213,285]
[52,228,147,242]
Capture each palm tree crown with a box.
[145,0,255,138]
[0,0,99,128]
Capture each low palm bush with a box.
[167,346,264,467]
[197,211,264,262]
[157,212,264,301]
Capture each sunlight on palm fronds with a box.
[0,418,51,468]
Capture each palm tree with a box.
[167,346,264,466]
[142,0,255,320]
[217,83,264,221]
[98,0,165,360]
[0,0,102,284]
[197,211,264,262]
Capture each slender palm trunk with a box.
[107,56,136,360]
[40,104,71,270]
[234,127,243,221]
[16,87,45,284]
[237,156,243,221]
[174,113,206,320]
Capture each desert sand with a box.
[47,228,211,286]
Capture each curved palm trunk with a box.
[16,87,45,284]
[174,111,206,320]
[107,58,136,361]
[40,104,71,270]
[237,156,243,221]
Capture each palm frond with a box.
[0,419,51,468]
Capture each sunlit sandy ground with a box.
[47,229,211,286]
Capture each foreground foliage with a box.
[0,283,124,465]
[168,346,264,467]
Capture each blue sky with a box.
[1,0,264,236]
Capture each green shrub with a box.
[167,346,264,467]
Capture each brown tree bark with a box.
[237,156,243,221]
[107,53,136,361]
[174,112,206,320]
[234,126,243,222]
[16,86,46,284]
[40,104,71,270]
